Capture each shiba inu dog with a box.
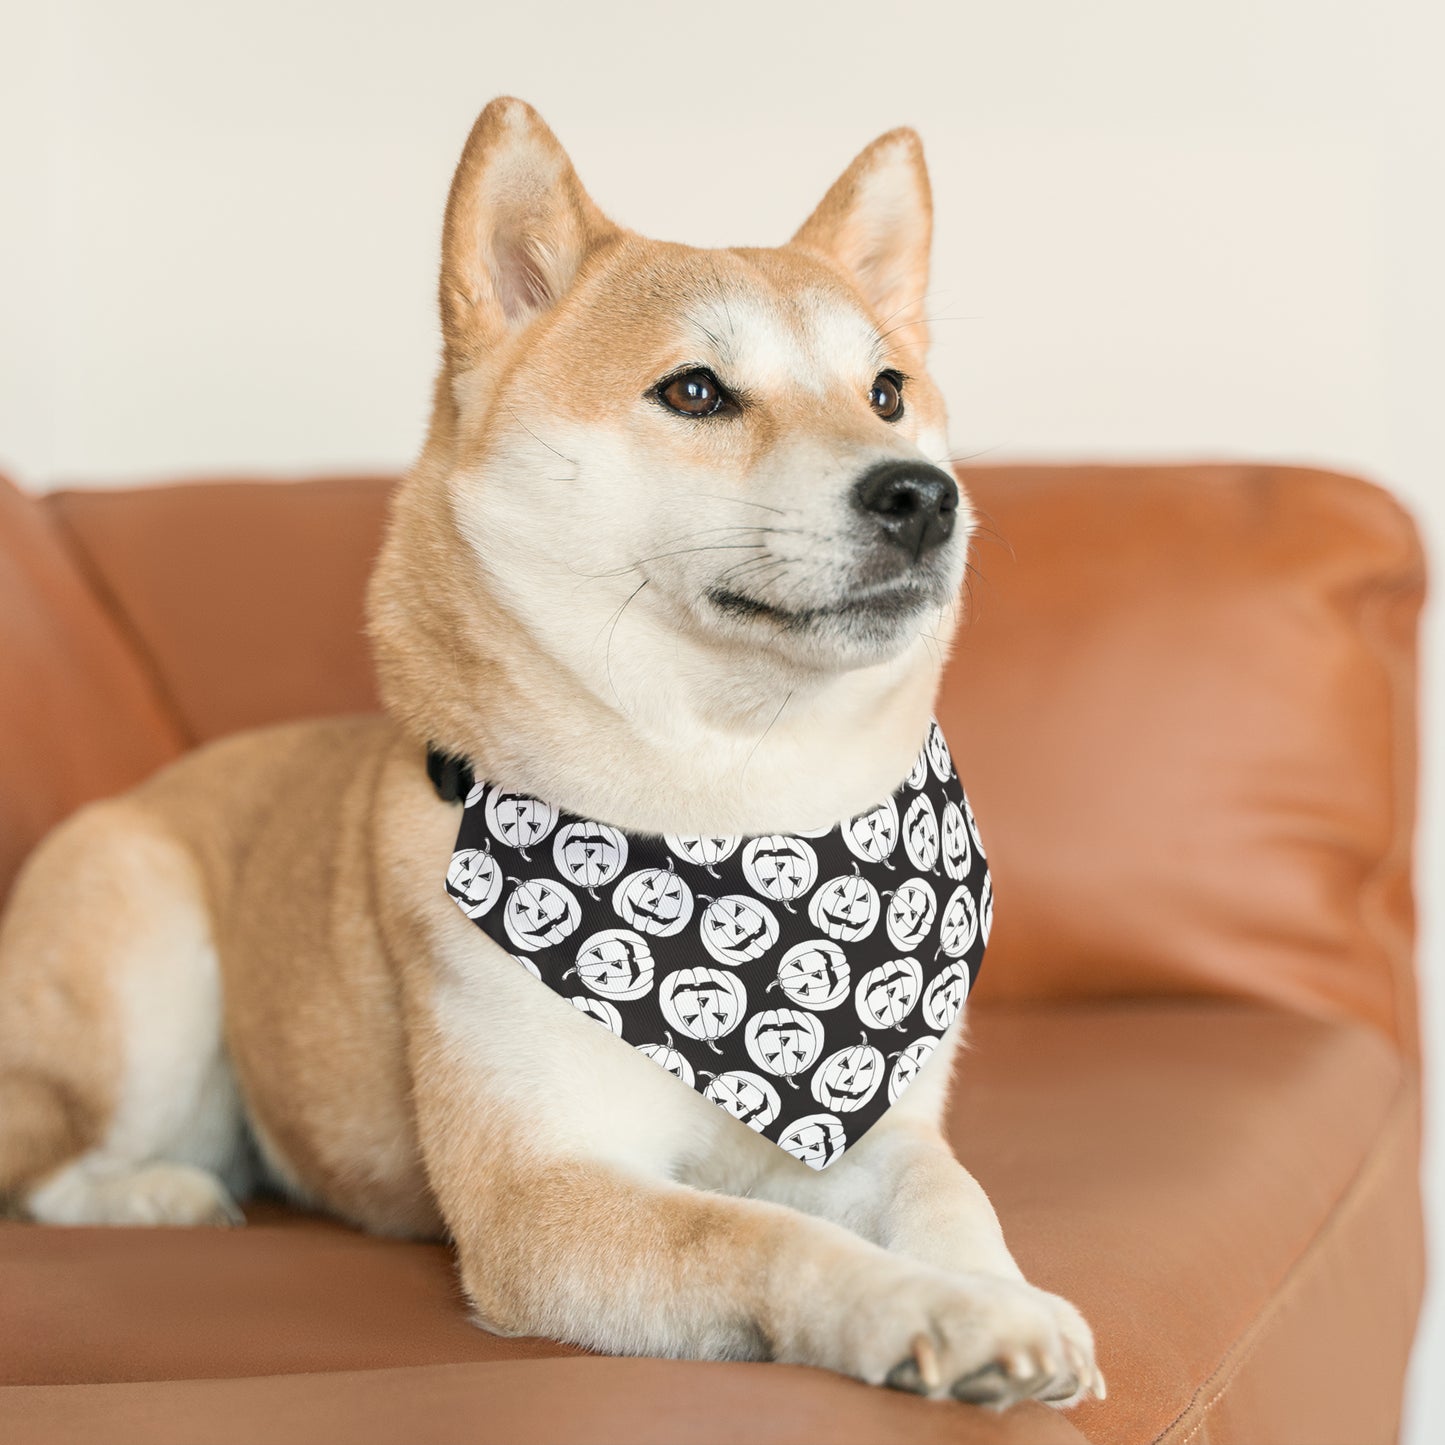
[0,98,1102,1408]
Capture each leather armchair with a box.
[0,462,1425,1444]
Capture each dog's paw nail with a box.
[951,1361,1011,1405]
[910,1331,942,1391]
[1039,1372,1080,1403]
[885,1359,927,1395]
[1092,1366,1108,1401]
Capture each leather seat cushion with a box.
[0,1001,1420,1444]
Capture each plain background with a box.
[1,0,1440,1434]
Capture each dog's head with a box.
[371,99,969,762]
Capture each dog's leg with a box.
[414,1036,1095,1403]
[750,1041,1104,1405]
[0,801,248,1225]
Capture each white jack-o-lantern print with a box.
[446,846,502,918]
[565,928,655,1001]
[552,821,629,899]
[464,780,487,809]
[504,877,581,953]
[663,834,741,877]
[980,873,993,945]
[698,894,779,966]
[901,793,940,872]
[570,995,624,1035]
[887,1036,939,1102]
[637,1030,695,1087]
[842,795,900,869]
[769,940,850,1011]
[702,1069,781,1132]
[778,1112,846,1170]
[510,952,542,980]
[905,747,929,790]
[811,1037,886,1113]
[807,867,881,943]
[939,801,972,881]
[612,860,695,937]
[922,961,970,1032]
[963,794,986,860]
[937,884,979,958]
[485,788,559,861]
[659,967,747,1053]
[741,836,818,911]
[854,957,924,1031]
[925,720,953,781]
[884,877,937,951]
[744,1008,825,1084]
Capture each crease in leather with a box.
[44,496,198,750]
[1151,1072,1423,1445]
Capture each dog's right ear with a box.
[439,98,617,368]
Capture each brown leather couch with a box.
[0,462,1426,1445]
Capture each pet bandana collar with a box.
[435,720,991,1170]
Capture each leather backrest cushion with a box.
[38,465,1423,1049]
[943,464,1422,1054]
[0,474,183,902]
[48,477,390,743]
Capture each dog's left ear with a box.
[791,129,933,353]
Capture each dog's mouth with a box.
[705,577,937,630]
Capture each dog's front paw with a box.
[817,1265,1104,1408]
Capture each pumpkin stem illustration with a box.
[705,1037,722,1055]
[706,864,721,879]
[663,1031,674,1049]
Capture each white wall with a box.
[1,0,1440,1433]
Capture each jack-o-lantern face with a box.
[637,1031,695,1087]
[854,957,924,1030]
[566,928,655,1000]
[770,940,850,1011]
[939,801,972,881]
[485,788,559,860]
[570,995,624,1035]
[925,720,953,782]
[980,873,993,945]
[703,1069,781,1132]
[922,961,970,1031]
[842,796,900,867]
[777,1112,846,1170]
[885,877,937,951]
[504,877,581,952]
[811,1037,886,1112]
[612,863,695,937]
[659,967,747,1052]
[887,1035,939,1102]
[446,847,502,918]
[902,793,939,872]
[806,869,881,943]
[905,748,929,790]
[699,894,779,965]
[552,822,628,898]
[937,885,979,958]
[744,1008,825,1083]
[963,794,986,860]
[741,836,818,908]
[663,834,741,877]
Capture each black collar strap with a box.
[426,746,475,804]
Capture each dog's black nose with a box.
[853,460,959,560]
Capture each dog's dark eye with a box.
[658,369,724,417]
[869,371,904,421]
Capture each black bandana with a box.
[441,720,991,1169]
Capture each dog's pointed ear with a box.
[791,128,933,353]
[440,98,617,367]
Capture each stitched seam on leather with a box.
[1151,1074,1417,1445]
[44,497,198,750]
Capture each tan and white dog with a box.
[0,99,1101,1408]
